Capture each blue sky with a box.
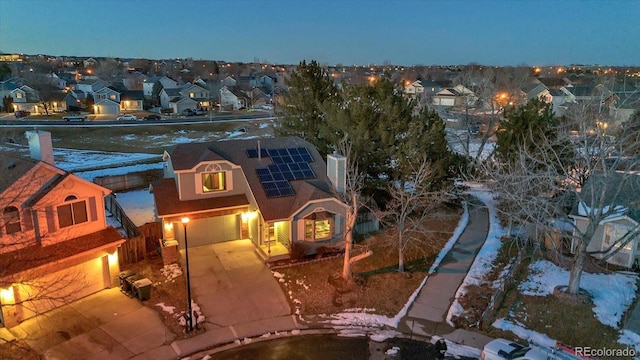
[1,0,638,66]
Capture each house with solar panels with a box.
[152,137,348,261]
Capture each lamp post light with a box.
[181,217,193,332]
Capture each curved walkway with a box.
[398,197,493,349]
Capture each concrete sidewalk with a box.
[398,198,494,349]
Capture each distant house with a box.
[177,83,210,109]
[220,86,243,110]
[65,89,87,110]
[120,90,144,112]
[570,172,640,269]
[94,86,120,103]
[142,76,178,97]
[75,79,109,95]
[0,131,124,328]
[404,80,424,99]
[44,91,68,113]
[153,137,348,262]
[221,76,237,89]
[521,82,552,103]
[10,85,39,113]
[94,98,120,115]
[432,85,477,107]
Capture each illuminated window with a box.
[202,172,225,192]
[189,92,195,98]
[3,206,21,234]
[16,93,23,99]
[57,195,88,228]
[109,94,117,100]
[304,212,333,241]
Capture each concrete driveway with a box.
[183,239,291,328]
[7,239,293,359]
[8,288,176,360]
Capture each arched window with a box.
[57,195,88,228]
[3,206,21,234]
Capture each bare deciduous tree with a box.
[377,157,451,272]
[334,138,371,281]
[480,95,640,295]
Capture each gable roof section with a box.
[164,137,339,221]
[572,171,640,221]
[153,178,249,217]
[120,90,144,101]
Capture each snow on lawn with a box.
[448,185,640,354]
[447,183,505,325]
[519,259,638,328]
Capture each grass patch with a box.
[1,120,273,153]
[276,206,462,317]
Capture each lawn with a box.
[275,206,463,317]
[1,119,274,154]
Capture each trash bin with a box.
[119,270,136,292]
[125,274,144,296]
[132,278,153,301]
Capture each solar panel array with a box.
[250,147,316,198]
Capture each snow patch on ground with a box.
[447,183,505,326]
[519,259,638,328]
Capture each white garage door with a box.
[19,257,107,321]
[182,214,241,247]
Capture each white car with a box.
[116,114,137,121]
[481,339,582,360]
[63,114,87,121]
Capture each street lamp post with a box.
[181,217,193,332]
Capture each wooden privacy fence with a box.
[354,212,380,234]
[94,168,164,192]
[105,194,147,265]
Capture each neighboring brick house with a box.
[153,137,348,262]
[0,131,124,328]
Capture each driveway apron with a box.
[181,239,291,329]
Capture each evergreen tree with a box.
[85,93,95,112]
[276,60,339,157]
[151,81,164,107]
[495,98,571,170]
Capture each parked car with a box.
[143,114,161,121]
[116,114,137,121]
[14,110,31,118]
[182,109,195,116]
[62,114,87,121]
[481,339,583,360]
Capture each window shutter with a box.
[22,208,33,231]
[89,196,98,221]
[226,171,233,191]
[46,206,56,234]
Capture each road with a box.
[0,112,275,128]
[204,334,445,360]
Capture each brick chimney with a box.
[327,154,346,193]
[25,130,54,165]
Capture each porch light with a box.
[0,287,15,304]
[181,217,190,225]
[107,251,118,266]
